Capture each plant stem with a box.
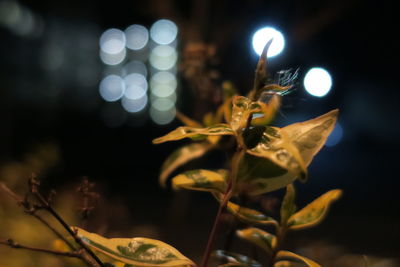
[0,238,80,258]
[200,148,245,267]
[267,226,287,267]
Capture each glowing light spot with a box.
[149,45,177,70]
[100,48,126,65]
[252,27,285,57]
[150,19,178,45]
[151,97,175,111]
[99,75,125,102]
[124,85,146,100]
[100,28,126,54]
[121,95,148,113]
[150,71,177,97]
[123,60,147,77]
[150,91,177,103]
[304,67,332,97]
[124,73,147,90]
[325,123,343,147]
[125,24,149,50]
[150,106,176,125]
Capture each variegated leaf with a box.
[276,251,321,267]
[274,260,304,267]
[281,109,338,166]
[280,184,296,225]
[175,110,203,128]
[73,227,195,266]
[159,143,213,187]
[288,189,342,230]
[213,193,278,226]
[172,169,227,193]
[251,94,281,126]
[230,96,263,133]
[153,124,233,144]
[213,250,261,267]
[236,228,277,254]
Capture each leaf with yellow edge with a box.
[280,184,296,226]
[153,124,233,144]
[230,96,264,133]
[159,143,213,187]
[276,251,321,267]
[73,227,195,267]
[213,250,261,267]
[237,110,338,196]
[213,192,278,226]
[281,109,338,166]
[172,169,227,193]
[236,227,277,254]
[288,189,342,230]
[251,94,281,126]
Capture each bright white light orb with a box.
[303,67,332,97]
[150,91,177,103]
[99,75,125,102]
[150,71,177,97]
[252,27,285,57]
[100,48,126,65]
[123,60,147,77]
[124,73,147,90]
[150,19,178,45]
[149,45,177,70]
[150,106,176,125]
[325,122,343,147]
[100,28,126,54]
[151,97,175,111]
[121,95,148,113]
[125,24,149,50]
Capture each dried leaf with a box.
[276,251,321,267]
[159,143,213,187]
[288,189,342,230]
[236,227,277,254]
[172,169,227,193]
[280,184,296,225]
[153,124,233,144]
[74,227,195,266]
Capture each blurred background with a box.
[0,0,398,266]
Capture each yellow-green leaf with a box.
[213,193,278,226]
[280,184,296,225]
[153,124,234,144]
[288,189,342,230]
[236,228,277,254]
[251,94,281,126]
[73,227,195,266]
[281,109,338,166]
[230,96,263,133]
[213,250,261,267]
[222,81,237,100]
[172,169,227,193]
[159,143,213,187]
[276,251,320,267]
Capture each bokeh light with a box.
[150,19,178,45]
[122,60,147,77]
[100,28,126,54]
[125,24,149,50]
[150,106,176,125]
[304,67,332,97]
[150,71,177,97]
[124,73,148,100]
[252,27,285,57]
[151,97,175,111]
[149,45,177,70]
[325,122,343,147]
[99,75,125,102]
[121,95,148,113]
[100,48,126,65]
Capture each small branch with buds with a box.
[0,176,105,267]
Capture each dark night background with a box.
[0,0,399,265]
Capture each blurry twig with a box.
[0,176,105,267]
